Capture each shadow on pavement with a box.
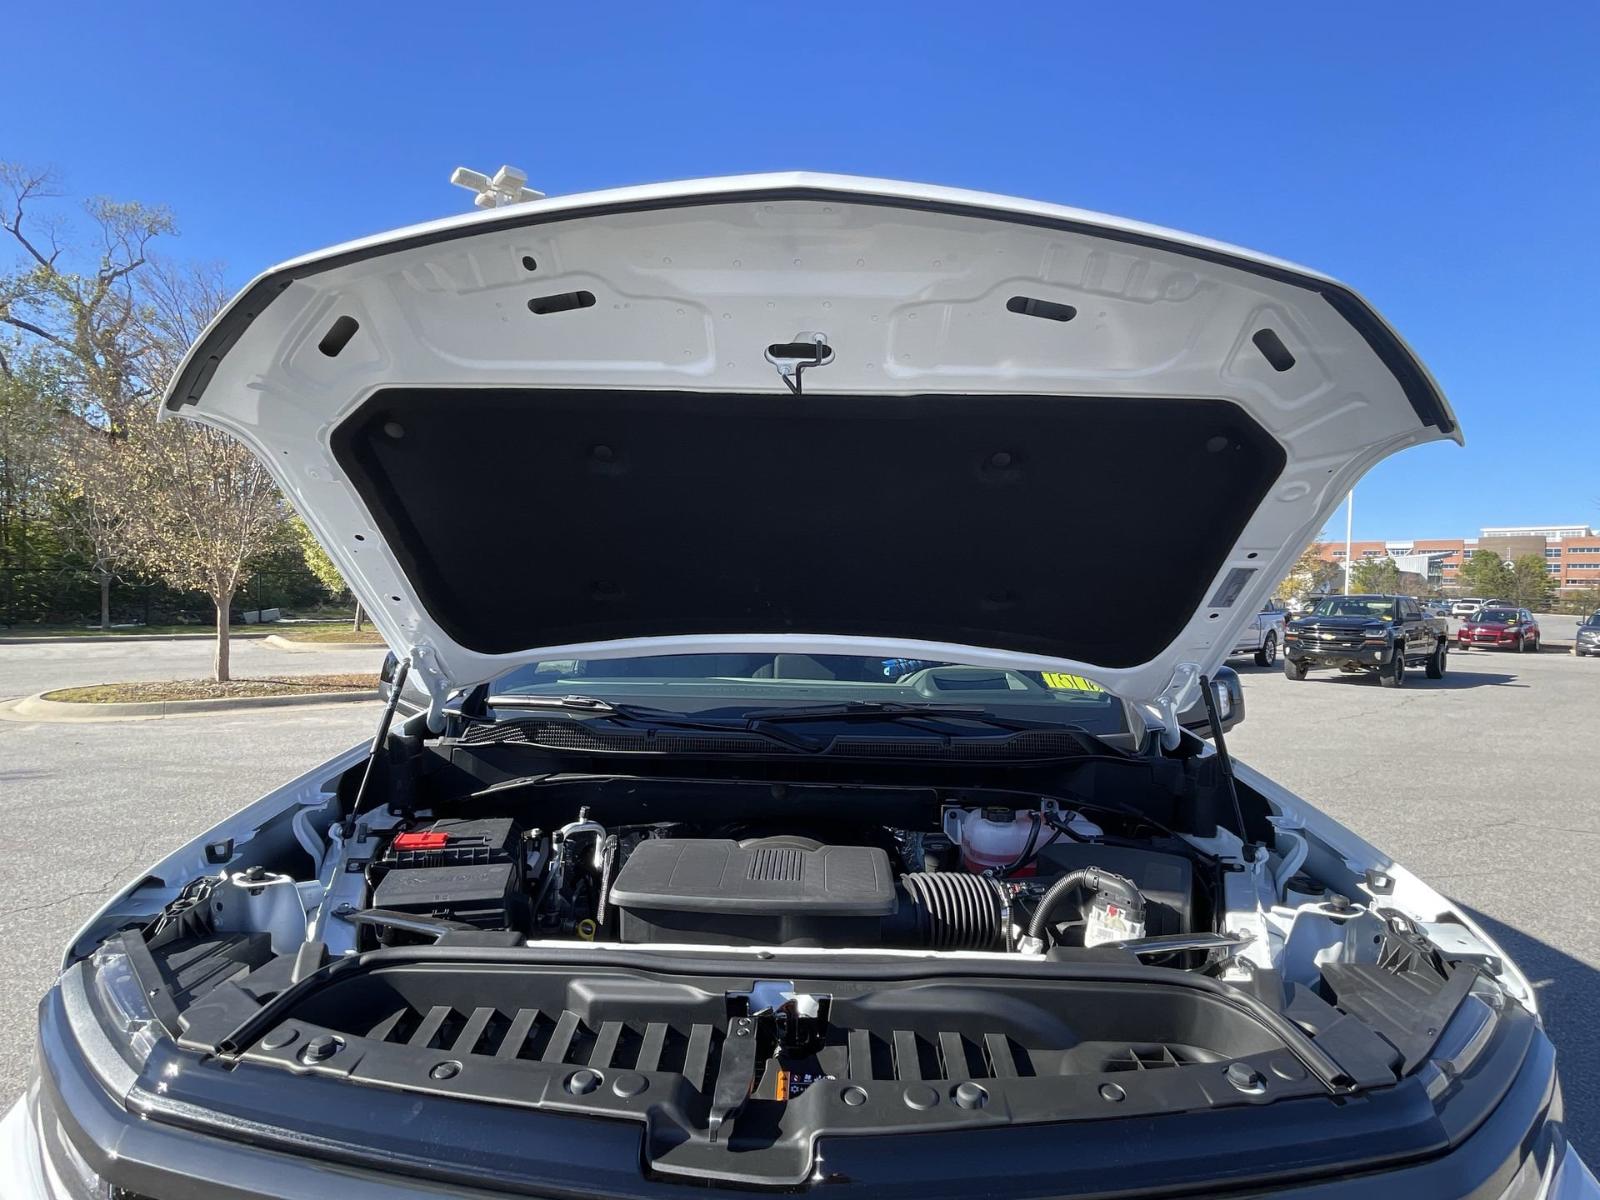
[1301,670,1523,690]
[1463,905,1600,1160]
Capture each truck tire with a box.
[1284,658,1308,681]
[1378,654,1406,688]
[1425,639,1447,679]
[1255,632,1278,668]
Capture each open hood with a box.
[162,172,1459,724]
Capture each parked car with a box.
[1458,606,1541,652]
[1283,593,1449,685]
[1450,596,1485,616]
[1229,597,1287,666]
[1574,611,1600,657]
[8,174,1594,1199]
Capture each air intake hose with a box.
[884,872,1007,950]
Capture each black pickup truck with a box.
[1283,594,1449,686]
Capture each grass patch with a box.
[44,674,380,704]
[273,625,385,644]
[3,620,383,643]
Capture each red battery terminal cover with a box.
[392,830,450,851]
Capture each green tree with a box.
[1561,588,1600,616]
[291,514,364,630]
[1458,549,1512,599]
[1276,543,1324,603]
[1507,553,1556,611]
[1350,556,1402,593]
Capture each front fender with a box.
[60,741,370,969]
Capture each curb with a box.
[0,632,271,646]
[3,688,380,723]
[263,634,385,652]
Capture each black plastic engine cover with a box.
[610,839,896,947]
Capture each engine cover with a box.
[609,839,896,947]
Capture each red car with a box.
[1457,606,1541,652]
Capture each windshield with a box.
[488,653,1131,735]
[1476,609,1519,624]
[1310,596,1395,619]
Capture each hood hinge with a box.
[1145,663,1201,751]
[407,643,454,732]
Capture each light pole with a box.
[1343,490,1354,595]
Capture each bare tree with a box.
[0,164,175,625]
[0,164,173,430]
[119,263,289,680]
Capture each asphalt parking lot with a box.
[1,628,1596,1158]
[0,636,384,700]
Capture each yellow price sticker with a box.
[1041,672,1106,693]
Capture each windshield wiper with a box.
[485,694,619,712]
[738,701,1133,757]
[739,700,1054,731]
[480,697,1123,757]
[481,697,823,752]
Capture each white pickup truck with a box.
[1230,597,1288,666]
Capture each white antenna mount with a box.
[449,164,545,209]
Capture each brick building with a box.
[1316,524,1600,594]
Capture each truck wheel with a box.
[1425,640,1447,679]
[1378,655,1406,687]
[1255,632,1278,668]
[1284,658,1308,681]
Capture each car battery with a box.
[371,817,526,930]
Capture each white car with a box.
[6,173,1594,1199]
[1451,597,1486,616]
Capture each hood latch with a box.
[765,333,833,395]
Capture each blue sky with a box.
[5,4,1596,541]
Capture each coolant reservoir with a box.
[950,807,1041,875]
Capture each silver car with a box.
[1231,598,1287,666]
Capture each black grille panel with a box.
[354,999,1032,1083]
[363,1003,725,1084]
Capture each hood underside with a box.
[162,172,1460,710]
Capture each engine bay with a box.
[350,795,1200,957]
[79,714,1527,1186]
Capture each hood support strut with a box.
[349,655,411,824]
